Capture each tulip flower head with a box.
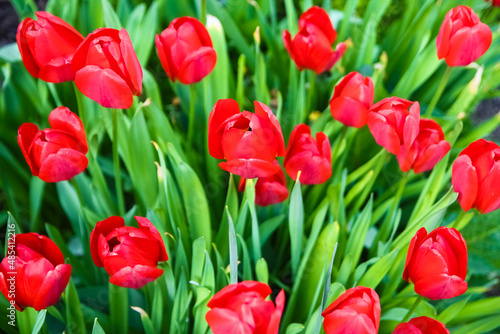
[208,99,286,179]
[436,6,492,67]
[156,16,217,84]
[0,233,71,311]
[72,28,143,109]
[18,106,88,183]
[206,281,285,334]
[283,6,346,73]
[404,227,468,300]
[238,161,289,206]
[17,11,84,83]
[452,139,500,214]
[393,316,450,334]
[90,216,168,289]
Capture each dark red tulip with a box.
[436,6,492,67]
[367,97,420,155]
[238,161,289,206]
[156,16,216,84]
[322,286,380,334]
[208,99,286,179]
[284,124,331,185]
[283,6,346,73]
[393,316,449,334]
[397,119,450,173]
[330,72,374,128]
[18,106,88,183]
[0,233,71,311]
[206,281,285,334]
[403,227,468,300]
[452,139,500,214]
[72,28,143,109]
[16,11,84,83]
[90,216,168,289]
[492,0,500,6]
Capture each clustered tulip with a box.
[90,216,168,289]
[403,227,468,300]
[156,16,217,84]
[18,106,88,183]
[206,281,285,334]
[283,6,346,74]
[393,316,450,334]
[452,139,500,214]
[0,233,71,311]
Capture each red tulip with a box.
[156,16,217,84]
[436,6,492,67]
[16,11,84,83]
[0,233,71,311]
[208,99,286,179]
[206,281,285,334]
[397,119,450,173]
[90,216,168,289]
[492,0,500,6]
[393,316,449,334]
[367,97,420,155]
[283,6,346,73]
[403,227,468,300]
[72,28,143,109]
[284,124,331,184]
[322,286,381,334]
[238,161,289,206]
[330,72,374,128]
[18,106,88,182]
[452,139,500,214]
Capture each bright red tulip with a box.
[206,281,285,334]
[238,161,289,206]
[90,216,168,289]
[397,119,450,173]
[492,0,500,6]
[403,227,468,300]
[283,6,346,73]
[284,124,331,184]
[367,97,420,155]
[330,72,374,128]
[436,6,492,67]
[72,28,143,109]
[208,99,286,179]
[0,233,71,311]
[156,16,217,84]
[452,139,500,214]
[322,286,381,334]
[18,106,88,182]
[16,11,84,83]
[393,316,449,334]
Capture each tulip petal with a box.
[33,264,71,311]
[177,46,217,84]
[403,228,429,282]
[367,112,402,155]
[414,274,467,300]
[119,28,143,95]
[206,308,253,334]
[254,101,286,156]
[323,309,377,334]
[136,216,168,262]
[266,290,285,334]
[452,155,478,211]
[208,99,241,159]
[444,23,492,66]
[219,159,280,179]
[16,233,65,266]
[18,123,40,176]
[393,322,422,334]
[474,161,500,213]
[109,265,164,289]
[413,140,450,174]
[38,148,88,182]
[208,281,271,308]
[48,107,87,153]
[90,216,125,267]
[17,17,40,78]
[330,96,367,128]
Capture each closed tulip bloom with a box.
[393,316,449,334]
[367,97,420,155]
[206,281,285,334]
[397,119,450,173]
[0,233,71,311]
[208,99,286,179]
[90,216,168,289]
[18,106,88,183]
[72,28,143,109]
[452,139,500,214]
[404,227,468,300]
[283,6,346,73]
[284,124,331,184]
[156,16,216,84]
[322,286,381,334]
[436,6,492,67]
[492,0,500,6]
[330,72,374,128]
[16,11,84,83]
[238,161,289,206]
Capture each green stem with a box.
[109,283,128,334]
[449,210,469,230]
[112,109,125,215]
[47,82,62,106]
[201,0,206,25]
[246,179,262,262]
[402,295,424,323]
[306,70,316,113]
[187,84,197,146]
[298,70,306,124]
[425,66,452,117]
[73,82,86,129]
[331,126,348,165]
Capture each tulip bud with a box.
[393,316,449,334]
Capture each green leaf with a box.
[131,307,155,334]
[289,178,304,277]
[286,323,305,334]
[0,44,21,63]
[357,248,399,289]
[437,296,471,324]
[65,279,86,334]
[101,0,122,29]
[255,258,269,284]
[4,213,22,257]
[191,237,207,284]
[245,179,262,262]
[31,309,46,334]
[227,208,238,284]
[109,283,128,334]
[452,315,500,334]
[91,318,106,334]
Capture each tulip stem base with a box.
[112,109,125,215]
[109,283,129,334]
[425,66,452,117]
[187,84,197,147]
[402,295,424,323]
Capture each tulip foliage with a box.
[0,0,500,333]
